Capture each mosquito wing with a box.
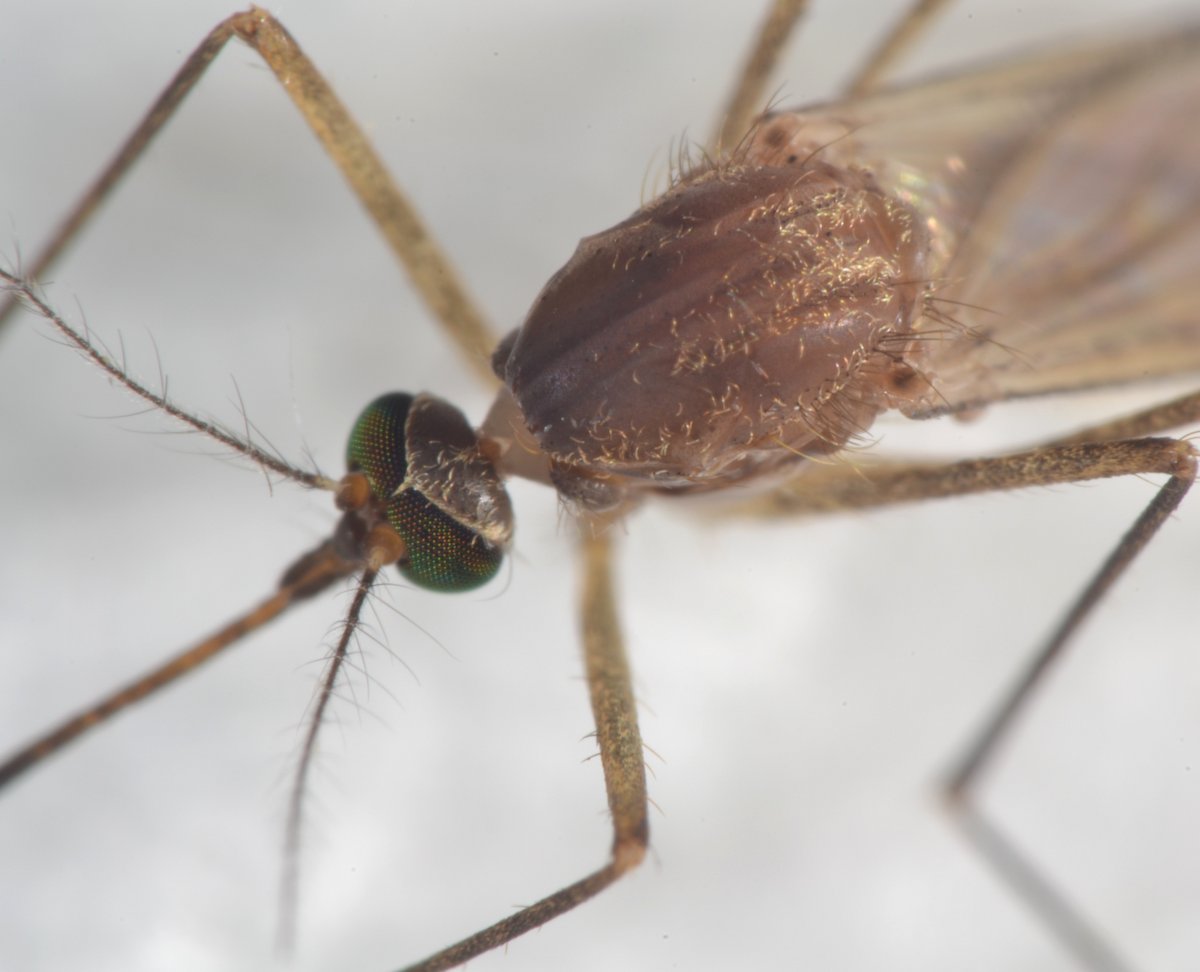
[750,25,1200,418]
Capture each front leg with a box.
[398,528,648,972]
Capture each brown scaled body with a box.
[489,147,929,512]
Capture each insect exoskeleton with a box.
[487,142,930,514]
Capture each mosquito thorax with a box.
[490,150,931,513]
[342,392,512,592]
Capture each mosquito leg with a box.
[937,452,1193,972]
[843,0,957,96]
[0,538,355,791]
[942,451,1193,791]
[722,430,1197,517]
[718,384,1200,519]
[712,0,810,153]
[231,10,497,375]
[725,438,1197,764]
[724,434,1196,970]
[747,385,1200,518]
[947,807,1138,972]
[714,0,958,154]
[578,527,652,877]
[395,528,648,972]
[0,18,237,334]
[725,436,1196,764]
[0,7,497,380]
[1048,388,1200,447]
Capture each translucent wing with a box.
[752,26,1200,417]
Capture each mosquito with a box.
[1,2,1198,971]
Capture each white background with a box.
[1,2,1197,971]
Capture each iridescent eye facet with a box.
[347,393,504,592]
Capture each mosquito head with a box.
[339,392,512,592]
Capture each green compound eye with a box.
[347,393,504,592]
